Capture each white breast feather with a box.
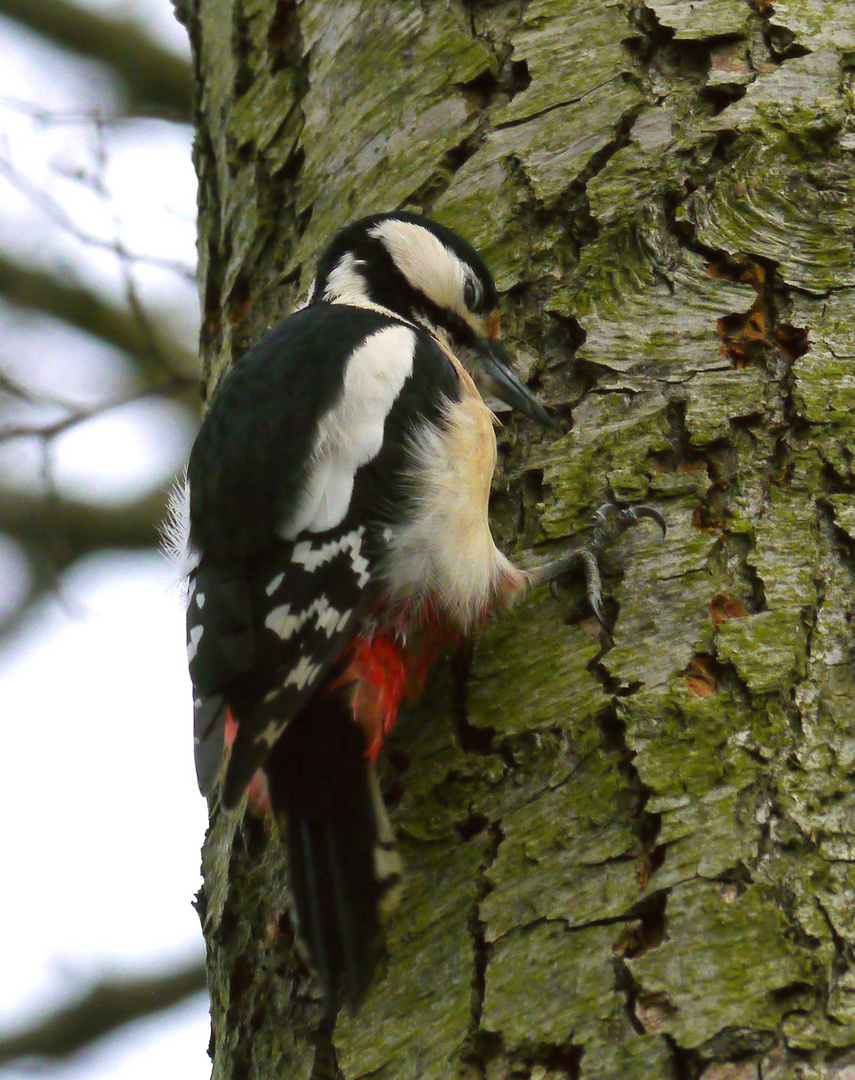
[280,324,417,538]
[382,392,519,629]
[160,469,200,591]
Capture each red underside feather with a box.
[337,609,460,761]
[226,606,464,810]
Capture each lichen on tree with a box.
[183,0,855,1076]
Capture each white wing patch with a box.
[294,276,316,311]
[187,623,204,663]
[285,655,323,691]
[291,527,371,586]
[265,596,352,640]
[265,572,285,596]
[280,325,416,537]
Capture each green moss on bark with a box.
[190,0,855,1075]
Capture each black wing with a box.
[186,303,459,801]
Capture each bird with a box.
[169,211,663,1017]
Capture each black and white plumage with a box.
[187,302,462,798]
[177,212,557,1014]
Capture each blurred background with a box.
[0,0,211,1075]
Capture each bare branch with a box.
[0,0,192,120]
[0,486,174,558]
[0,150,196,281]
[0,959,207,1064]
[0,375,199,443]
[0,252,198,382]
[0,109,200,644]
[0,482,185,643]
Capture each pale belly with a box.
[380,372,526,629]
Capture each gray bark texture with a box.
[182,1,855,1077]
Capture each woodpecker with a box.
[173,212,662,1016]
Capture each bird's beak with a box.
[471,337,557,429]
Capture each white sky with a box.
[0,0,212,1075]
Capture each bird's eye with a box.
[463,277,483,312]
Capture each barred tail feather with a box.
[264,693,402,1014]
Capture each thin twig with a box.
[0,152,196,281]
[0,959,207,1064]
[0,374,199,443]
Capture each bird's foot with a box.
[535,503,666,630]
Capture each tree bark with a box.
[184,1,855,1077]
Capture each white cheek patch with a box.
[369,220,467,318]
[322,252,370,305]
[280,324,416,537]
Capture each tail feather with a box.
[367,767,404,918]
[264,692,402,1013]
[324,819,365,1001]
[298,816,333,999]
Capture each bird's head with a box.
[308,212,553,427]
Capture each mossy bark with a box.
[180,0,855,1076]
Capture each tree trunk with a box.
[180,0,855,1076]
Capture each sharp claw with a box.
[579,548,608,629]
[589,596,608,630]
[591,504,615,526]
[539,500,664,631]
[628,504,667,538]
[587,502,664,626]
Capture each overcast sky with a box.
[0,0,212,1075]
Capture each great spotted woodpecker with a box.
[172,212,662,1015]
